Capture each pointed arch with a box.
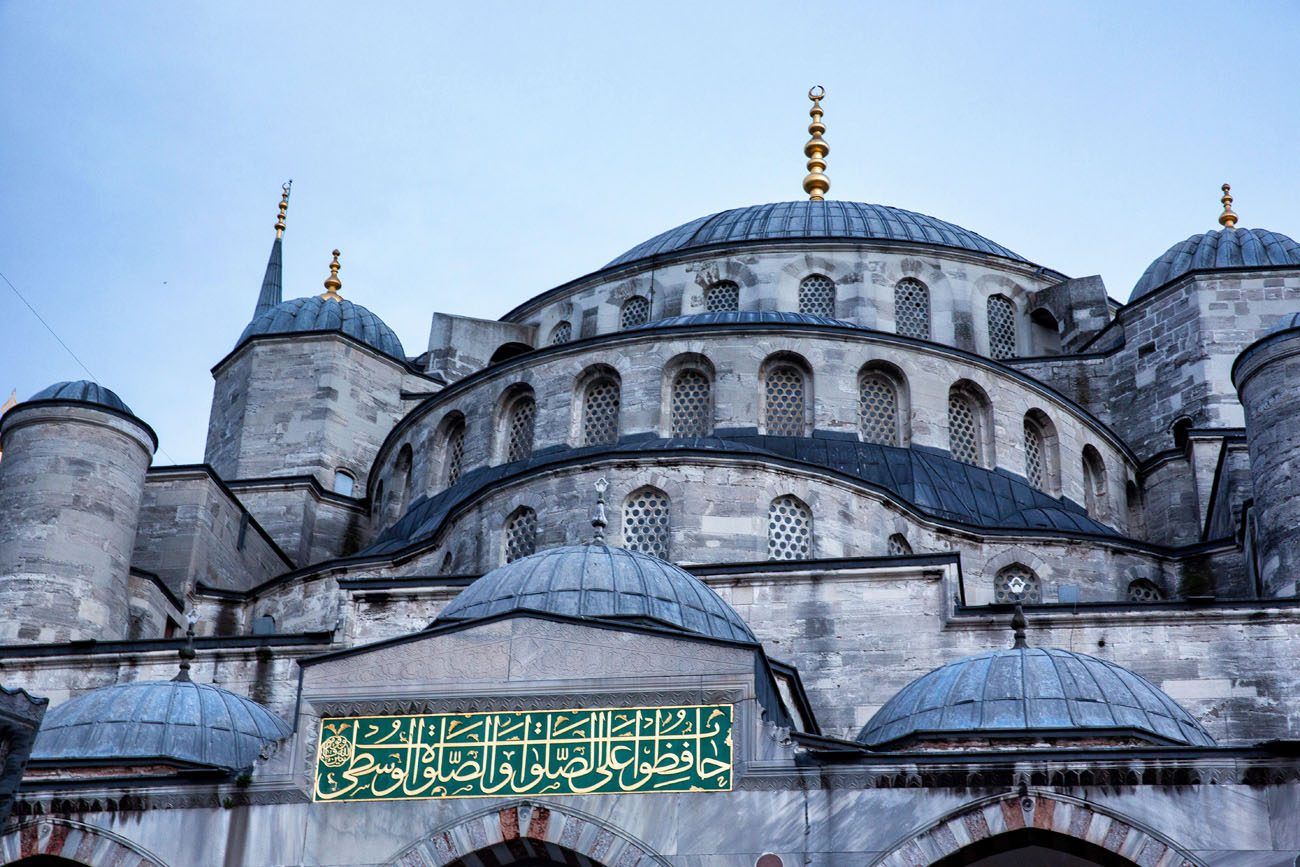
[1022,408,1061,496]
[948,380,993,468]
[435,412,467,487]
[0,819,166,867]
[761,351,813,437]
[858,361,910,446]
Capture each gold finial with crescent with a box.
[321,249,343,301]
[803,86,830,201]
[275,180,292,239]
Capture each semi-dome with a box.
[858,645,1215,749]
[31,680,291,772]
[606,201,1029,269]
[1131,227,1300,302]
[238,296,406,361]
[27,380,133,415]
[634,310,858,330]
[434,542,756,643]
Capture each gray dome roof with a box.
[1266,311,1300,336]
[634,311,858,330]
[27,380,132,415]
[607,201,1028,269]
[32,680,291,771]
[435,543,756,643]
[1131,227,1300,302]
[239,296,406,361]
[858,646,1215,748]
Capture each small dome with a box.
[239,296,406,361]
[607,201,1029,269]
[1131,227,1300,302]
[634,311,858,330]
[858,646,1214,749]
[32,680,291,771]
[27,380,133,415]
[435,543,756,643]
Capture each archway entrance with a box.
[933,828,1139,866]
[445,844,605,867]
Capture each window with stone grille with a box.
[1082,446,1108,518]
[621,487,670,558]
[894,279,930,339]
[987,294,1017,360]
[620,295,651,329]
[706,281,740,312]
[858,373,899,446]
[550,321,572,345]
[1127,579,1163,603]
[582,377,621,445]
[1023,418,1046,490]
[768,495,813,560]
[994,564,1041,604]
[504,396,536,462]
[887,533,913,556]
[503,507,537,563]
[670,369,712,437]
[798,275,836,316]
[765,364,807,436]
[948,390,982,466]
[444,422,466,485]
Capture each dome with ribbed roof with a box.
[238,296,406,361]
[858,645,1214,749]
[606,201,1029,269]
[1131,227,1300,302]
[27,380,133,415]
[31,680,291,772]
[434,543,756,643]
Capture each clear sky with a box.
[2,2,1298,463]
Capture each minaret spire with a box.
[253,181,292,318]
[1218,183,1238,229]
[802,86,830,201]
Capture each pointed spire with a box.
[253,181,292,318]
[802,86,830,201]
[320,249,343,302]
[172,610,199,682]
[1011,603,1028,650]
[589,477,609,544]
[1218,183,1238,229]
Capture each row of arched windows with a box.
[541,276,1021,358]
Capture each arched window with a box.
[1022,409,1060,495]
[503,507,538,563]
[504,394,536,462]
[994,564,1041,604]
[987,294,1017,360]
[894,278,930,339]
[858,371,900,446]
[1127,579,1164,602]
[549,321,572,345]
[620,295,651,329]
[887,533,913,556]
[948,383,989,467]
[670,368,713,437]
[440,416,467,486]
[439,551,455,575]
[706,280,740,312]
[1082,445,1109,519]
[1023,419,1046,490]
[798,274,836,316]
[582,375,621,446]
[622,487,670,558]
[332,469,355,497]
[768,495,812,560]
[764,361,809,437]
[392,444,414,518]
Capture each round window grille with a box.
[444,423,466,486]
[505,396,536,462]
[622,488,670,559]
[503,508,538,563]
[995,565,1041,604]
[799,274,836,316]
[858,374,899,445]
[583,378,621,445]
[550,321,572,345]
[988,294,1017,360]
[765,365,806,437]
[706,280,740,312]
[887,533,913,556]
[768,495,812,561]
[894,278,930,339]
[1023,419,1045,490]
[621,295,651,329]
[948,393,980,466]
[670,369,712,437]
[1127,580,1163,602]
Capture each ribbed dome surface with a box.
[239,296,406,361]
[634,311,858,330]
[435,543,756,643]
[32,680,291,771]
[27,380,132,415]
[1131,227,1300,302]
[858,646,1215,748]
[607,201,1028,268]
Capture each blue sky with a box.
[2,2,1298,462]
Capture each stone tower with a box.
[0,381,155,641]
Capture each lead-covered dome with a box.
[1131,227,1300,302]
[607,201,1029,269]
[32,680,291,772]
[435,543,756,643]
[858,646,1214,749]
[27,380,133,415]
[238,296,406,361]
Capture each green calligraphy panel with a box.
[313,704,733,801]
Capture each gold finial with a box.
[275,180,292,239]
[1218,183,1238,229]
[321,249,343,301]
[802,85,830,201]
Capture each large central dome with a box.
[606,200,1029,268]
